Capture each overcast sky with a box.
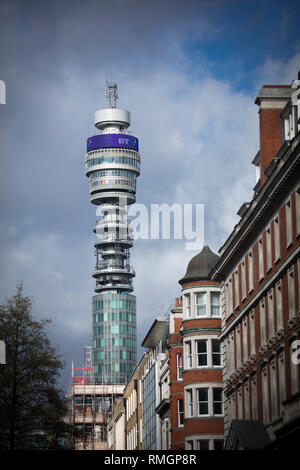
[1,0,300,389]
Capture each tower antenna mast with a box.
[105,82,119,108]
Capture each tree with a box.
[0,283,70,450]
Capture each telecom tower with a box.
[85,83,140,386]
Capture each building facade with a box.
[141,318,169,450]
[169,246,224,450]
[211,79,300,449]
[168,298,185,449]
[156,352,171,450]
[124,353,148,450]
[108,397,126,450]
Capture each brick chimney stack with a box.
[255,85,292,185]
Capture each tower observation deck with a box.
[85,83,140,385]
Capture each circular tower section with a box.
[86,83,140,385]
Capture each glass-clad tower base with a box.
[92,292,136,384]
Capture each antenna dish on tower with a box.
[106,82,119,108]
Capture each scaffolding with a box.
[67,346,124,450]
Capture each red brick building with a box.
[169,297,184,449]
[169,246,224,450]
[211,79,300,449]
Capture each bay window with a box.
[176,353,183,380]
[213,388,223,415]
[211,292,220,316]
[197,388,209,415]
[212,339,221,366]
[196,340,207,367]
[195,292,206,317]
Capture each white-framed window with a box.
[186,437,223,451]
[260,299,266,346]
[286,199,293,247]
[258,237,264,280]
[186,389,193,417]
[185,294,191,318]
[274,216,280,262]
[186,341,192,368]
[186,337,222,370]
[284,109,296,140]
[195,292,206,317]
[268,288,275,339]
[197,388,209,416]
[196,340,208,367]
[250,309,255,356]
[275,280,283,331]
[236,325,241,369]
[226,336,233,377]
[270,357,278,421]
[213,388,223,415]
[243,317,248,362]
[234,270,239,308]
[229,333,235,374]
[288,266,296,319]
[140,417,143,443]
[251,374,258,420]
[191,386,224,417]
[211,292,220,316]
[248,251,254,292]
[278,351,286,413]
[266,226,272,272]
[139,379,142,404]
[176,353,183,380]
[262,365,269,423]
[177,399,184,427]
[214,439,224,450]
[212,339,221,366]
[197,440,209,450]
[186,440,194,450]
[226,277,233,315]
[241,261,246,300]
[184,289,221,319]
[244,380,250,419]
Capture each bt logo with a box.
[118,138,129,145]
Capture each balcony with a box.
[94,237,133,247]
[95,282,133,293]
[93,265,135,276]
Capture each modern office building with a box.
[86,83,140,387]
[211,77,300,449]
